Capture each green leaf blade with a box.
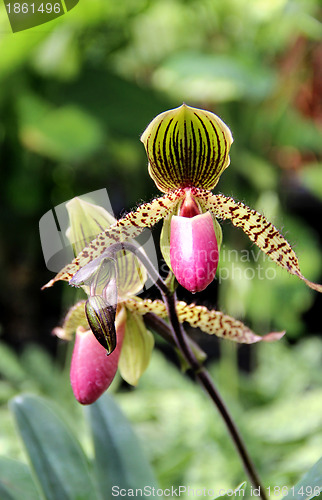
[215,482,247,498]
[10,394,100,500]
[87,393,158,497]
[0,457,41,500]
[283,457,322,500]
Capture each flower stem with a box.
[145,311,267,499]
[106,242,267,498]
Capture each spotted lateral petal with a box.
[52,300,88,340]
[195,189,322,293]
[125,298,285,344]
[66,197,147,298]
[141,104,233,193]
[43,191,183,288]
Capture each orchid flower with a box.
[44,104,322,295]
[53,197,284,405]
[54,197,154,404]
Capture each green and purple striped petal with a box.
[140,104,233,193]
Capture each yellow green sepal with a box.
[52,300,88,341]
[66,197,116,257]
[118,310,154,386]
[66,196,147,298]
[140,104,233,193]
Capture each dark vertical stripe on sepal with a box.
[85,296,117,354]
[141,104,233,193]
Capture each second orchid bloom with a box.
[56,197,284,404]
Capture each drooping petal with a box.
[115,247,147,299]
[140,104,233,193]
[118,310,154,386]
[70,308,126,405]
[195,189,322,293]
[170,212,219,292]
[125,298,285,344]
[52,300,88,341]
[42,191,183,288]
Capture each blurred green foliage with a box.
[0,0,322,493]
[1,338,322,497]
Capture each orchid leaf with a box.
[125,298,284,344]
[86,392,158,497]
[10,395,100,500]
[0,458,41,500]
[215,482,247,498]
[283,456,322,499]
[197,189,322,293]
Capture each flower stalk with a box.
[106,241,268,497]
[159,291,268,499]
[43,104,322,493]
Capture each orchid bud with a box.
[85,295,116,354]
[170,212,219,293]
[70,312,126,405]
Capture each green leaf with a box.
[153,52,276,102]
[0,342,26,385]
[215,482,247,498]
[0,457,41,500]
[10,394,100,500]
[18,93,104,162]
[86,392,158,497]
[283,457,322,499]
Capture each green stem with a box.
[105,242,267,498]
[145,311,267,499]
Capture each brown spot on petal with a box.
[42,191,184,288]
[195,189,322,293]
